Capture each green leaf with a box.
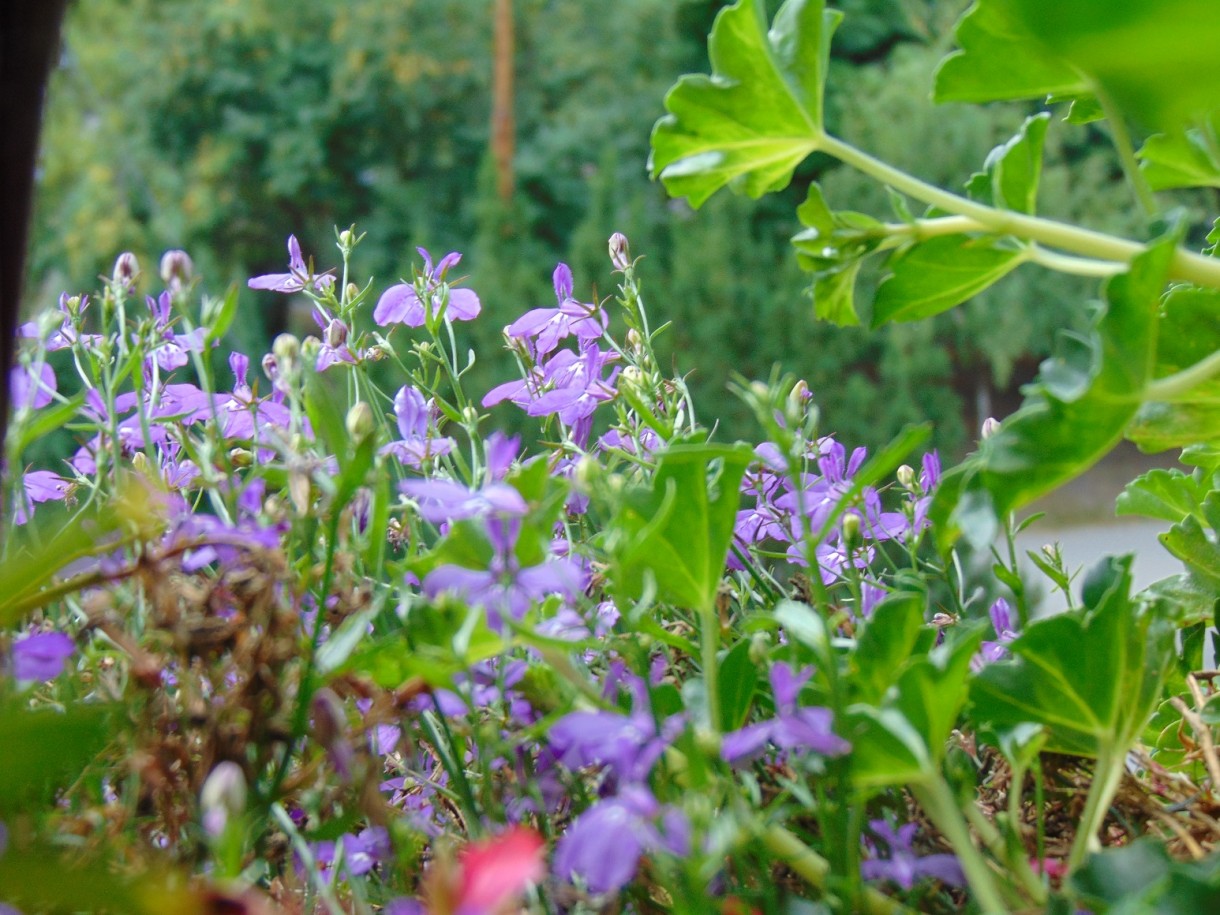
[851,594,925,705]
[847,628,983,789]
[973,113,1051,214]
[13,393,86,457]
[204,283,241,346]
[872,235,1026,326]
[1139,115,1220,190]
[0,701,116,812]
[718,638,759,732]
[969,556,1172,758]
[604,442,754,614]
[1003,0,1220,134]
[931,239,1172,550]
[933,0,1090,105]
[1116,468,1207,524]
[1161,514,1220,589]
[1141,573,1220,628]
[1127,402,1220,453]
[650,0,839,207]
[1072,838,1220,915]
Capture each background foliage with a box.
[28,0,1159,450]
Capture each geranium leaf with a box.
[969,556,1172,758]
[933,0,1090,106]
[872,236,1026,326]
[1116,468,1209,524]
[1139,115,1220,190]
[650,0,839,207]
[930,238,1172,550]
[970,112,1051,214]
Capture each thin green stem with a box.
[1097,90,1159,218]
[818,133,1220,289]
[701,606,722,733]
[1144,348,1220,401]
[1068,747,1126,871]
[761,825,914,914]
[910,776,1009,914]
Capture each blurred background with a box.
[25,0,1171,455]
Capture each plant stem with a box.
[910,776,1009,914]
[762,825,914,914]
[1097,89,1159,219]
[817,133,1220,289]
[1144,348,1220,401]
[1068,747,1125,871]
[701,605,722,733]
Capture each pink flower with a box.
[456,827,545,915]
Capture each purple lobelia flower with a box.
[504,263,607,357]
[380,385,455,467]
[721,661,850,766]
[374,248,481,327]
[974,598,1019,669]
[860,819,964,890]
[145,291,205,371]
[423,516,586,631]
[218,352,292,442]
[10,360,56,412]
[12,470,70,526]
[44,293,104,352]
[554,785,690,895]
[248,234,335,293]
[11,631,75,681]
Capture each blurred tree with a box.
[26,0,1156,452]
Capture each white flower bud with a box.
[981,416,1001,440]
[159,249,193,287]
[842,512,863,550]
[200,761,247,838]
[273,333,300,371]
[112,252,140,289]
[346,401,374,441]
[324,319,348,350]
[608,232,631,270]
[896,464,916,491]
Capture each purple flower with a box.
[975,598,1019,668]
[45,293,104,351]
[308,826,391,878]
[10,361,56,411]
[12,470,70,526]
[145,291,205,371]
[422,516,587,631]
[554,786,689,895]
[217,353,292,442]
[374,248,481,327]
[11,631,75,681]
[380,386,455,466]
[248,234,335,293]
[721,662,850,765]
[861,819,965,890]
[504,263,607,356]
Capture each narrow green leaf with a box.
[650,0,839,207]
[205,283,241,346]
[14,393,86,457]
[872,235,1026,326]
[718,639,759,732]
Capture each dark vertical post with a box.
[1,1,68,452]
[491,0,515,203]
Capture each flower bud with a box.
[301,336,322,362]
[608,232,631,270]
[338,229,354,249]
[625,328,644,352]
[112,252,140,289]
[200,761,247,838]
[573,454,599,492]
[324,318,348,350]
[981,416,1001,440]
[618,365,645,397]
[896,464,916,491]
[273,333,300,371]
[131,451,151,475]
[346,401,374,442]
[229,448,254,468]
[842,512,863,551]
[159,249,193,287]
[345,282,360,303]
[261,353,279,383]
[747,631,771,665]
